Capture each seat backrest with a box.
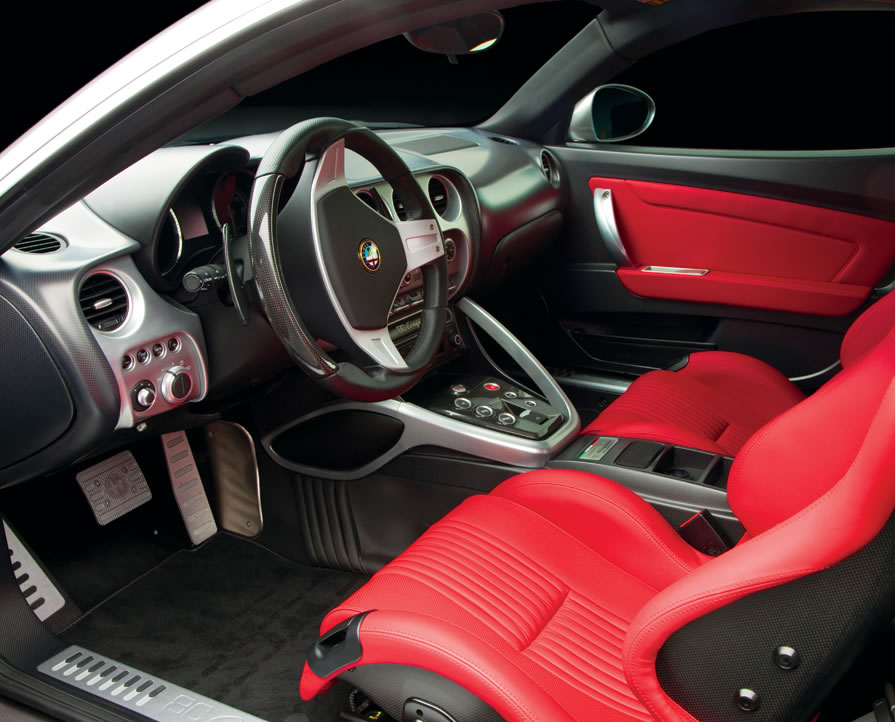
[841,289,895,369]
[623,326,895,721]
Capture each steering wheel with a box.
[248,118,448,402]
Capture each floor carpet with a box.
[63,534,366,721]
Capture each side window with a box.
[610,12,895,151]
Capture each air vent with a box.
[356,190,378,211]
[13,233,66,254]
[79,273,129,332]
[393,193,408,221]
[540,150,560,188]
[428,177,449,217]
[490,136,518,145]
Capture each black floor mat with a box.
[63,534,366,721]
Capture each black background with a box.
[2,4,893,152]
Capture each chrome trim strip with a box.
[642,265,709,275]
[789,359,841,383]
[593,188,632,267]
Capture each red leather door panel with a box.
[589,177,895,315]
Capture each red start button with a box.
[483,382,500,391]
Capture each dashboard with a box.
[0,126,563,487]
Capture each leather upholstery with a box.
[301,471,706,721]
[301,325,895,722]
[589,177,895,315]
[585,292,895,456]
[583,350,805,456]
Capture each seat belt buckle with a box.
[678,510,731,556]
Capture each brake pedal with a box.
[161,431,217,545]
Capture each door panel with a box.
[590,177,895,315]
[527,146,895,384]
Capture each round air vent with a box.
[393,193,408,221]
[428,177,449,217]
[540,150,560,188]
[79,273,130,332]
[13,233,66,254]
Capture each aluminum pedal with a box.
[161,431,217,545]
[39,645,264,721]
[3,521,65,622]
[75,451,152,526]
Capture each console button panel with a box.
[428,376,563,440]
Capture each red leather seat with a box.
[301,320,895,722]
[583,290,895,456]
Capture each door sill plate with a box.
[39,645,263,721]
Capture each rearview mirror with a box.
[404,11,505,61]
[568,84,656,143]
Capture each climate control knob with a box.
[160,366,193,404]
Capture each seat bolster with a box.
[300,609,576,722]
[682,351,805,416]
[493,470,708,590]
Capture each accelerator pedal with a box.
[161,431,217,545]
[39,645,264,721]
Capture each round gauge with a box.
[157,208,184,278]
[212,173,250,236]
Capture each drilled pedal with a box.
[161,431,217,545]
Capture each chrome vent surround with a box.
[540,150,560,188]
[428,177,449,217]
[12,232,66,254]
[79,273,130,332]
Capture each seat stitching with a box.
[500,482,695,576]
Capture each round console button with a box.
[483,382,500,391]
[475,405,494,418]
[450,384,468,395]
[503,391,518,399]
[497,413,516,426]
[524,400,537,407]
[454,397,472,410]
[136,348,150,364]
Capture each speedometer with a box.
[212,173,249,236]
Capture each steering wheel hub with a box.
[249,118,448,401]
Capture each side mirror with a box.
[568,84,656,143]
[403,11,505,61]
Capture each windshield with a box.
[182,2,597,142]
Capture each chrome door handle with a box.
[593,188,632,267]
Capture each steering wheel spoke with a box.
[395,218,445,274]
[312,138,348,202]
[351,326,408,371]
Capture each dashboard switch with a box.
[161,366,193,404]
[483,382,500,391]
[454,397,472,410]
[131,380,156,412]
[475,405,494,418]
